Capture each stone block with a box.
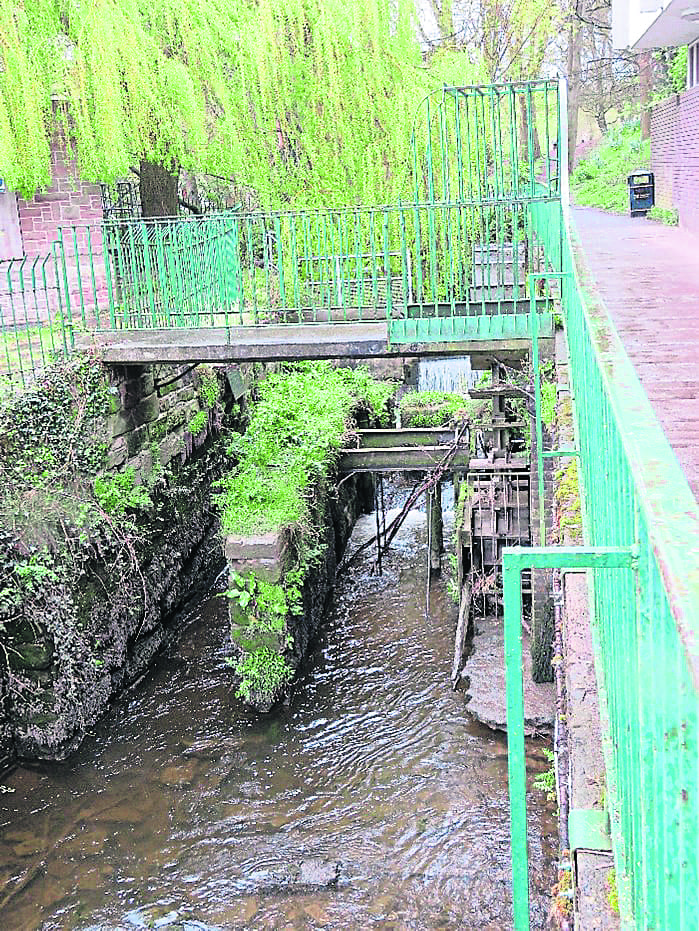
[158,433,184,468]
[225,530,289,583]
[226,365,247,400]
[120,369,155,410]
[108,410,133,439]
[225,530,288,564]
[130,393,160,428]
[126,423,150,458]
[227,558,283,584]
[107,437,128,470]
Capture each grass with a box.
[572,121,651,214]
[399,389,487,428]
[648,205,679,226]
[0,319,70,382]
[219,362,395,537]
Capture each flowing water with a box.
[417,357,476,393]
[0,505,556,930]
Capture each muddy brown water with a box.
[0,506,556,930]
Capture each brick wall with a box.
[1,143,108,325]
[651,86,699,236]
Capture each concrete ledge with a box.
[563,570,619,931]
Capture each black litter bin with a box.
[628,172,654,217]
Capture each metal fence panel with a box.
[529,196,699,928]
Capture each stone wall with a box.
[226,475,374,713]
[651,86,699,235]
[0,360,256,765]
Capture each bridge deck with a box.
[75,314,554,364]
[573,208,699,499]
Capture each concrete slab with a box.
[460,614,555,736]
[75,322,554,365]
[563,570,619,931]
[338,445,472,472]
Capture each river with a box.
[0,501,556,930]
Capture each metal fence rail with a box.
[410,80,560,204]
[0,79,562,393]
[528,196,699,929]
[0,196,560,389]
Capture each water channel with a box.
[0,500,556,930]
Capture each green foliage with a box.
[668,47,688,94]
[555,459,583,543]
[234,647,293,703]
[187,409,208,436]
[94,467,152,516]
[400,390,485,428]
[0,0,479,205]
[447,552,460,604]
[197,367,221,409]
[572,122,651,213]
[541,380,556,429]
[607,869,620,914]
[0,354,109,486]
[648,206,679,226]
[218,362,394,536]
[533,747,556,801]
[226,570,299,640]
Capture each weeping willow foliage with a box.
[0,0,478,205]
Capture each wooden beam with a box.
[352,428,459,448]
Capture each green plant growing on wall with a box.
[234,647,294,703]
[94,467,152,517]
[554,459,583,543]
[607,868,620,913]
[400,390,485,428]
[226,571,297,701]
[533,747,556,801]
[196,367,221,409]
[540,379,556,429]
[219,362,395,706]
[187,409,208,436]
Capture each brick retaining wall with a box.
[651,86,699,235]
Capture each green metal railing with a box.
[0,197,560,388]
[505,194,699,929]
[410,80,560,204]
[0,250,73,392]
[0,80,562,391]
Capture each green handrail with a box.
[525,195,699,928]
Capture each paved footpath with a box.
[572,207,699,500]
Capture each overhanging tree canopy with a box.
[0,0,478,207]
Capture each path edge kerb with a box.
[567,211,699,689]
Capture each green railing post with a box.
[504,546,635,931]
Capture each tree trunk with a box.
[639,51,652,141]
[518,95,530,167]
[566,11,583,172]
[139,161,179,218]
